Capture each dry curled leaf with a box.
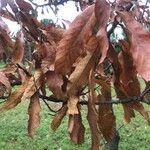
[87,69,100,150]
[95,0,111,63]
[0,71,11,91]
[67,96,79,115]
[118,11,150,81]
[0,77,29,111]
[98,83,116,142]
[45,71,64,99]
[51,105,67,130]
[55,5,96,75]
[28,93,41,138]
[11,31,24,64]
[67,49,100,95]
[68,113,85,144]
[21,69,43,100]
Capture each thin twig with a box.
[38,85,150,105]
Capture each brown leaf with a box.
[21,69,42,100]
[36,43,56,73]
[45,26,64,44]
[15,0,33,12]
[0,71,11,91]
[95,0,111,63]
[45,71,64,99]
[118,11,150,81]
[18,12,43,42]
[28,93,41,138]
[0,10,15,21]
[98,83,116,142]
[67,48,100,95]
[68,113,85,144]
[0,19,14,50]
[87,69,100,150]
[11,31,24,64]
[109,43,150,123]
[67,96,79,115]
[0,77,29,111]
[95,76,111,92]
[55,5,96,75]
[118,40,134,84]
[51,105,67,130]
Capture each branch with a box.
[38,85,150,105]
[29,0,78,7]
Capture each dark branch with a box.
[29,0,79,7]
[38,85,150,105]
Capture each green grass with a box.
[0,101,150,150]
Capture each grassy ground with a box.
[0,100,150,150]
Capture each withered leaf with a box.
[109,42,150,123]
[55,5,96,75]
[118,11,150,81]
[36,43,56,73]
[87,69,100,150]
[68,113,85,144]
[15,0,33,12]
[21,69,43,100]
[67,96,79,115]
[45,71,64,99]
[0,71,11,91]
[11,31,24,64]
[0,77,29,111]
[98,84,116,142]
[28,93,41,138]
[95,0,111,63]
[67,49,100,95]
[51,105,67,131]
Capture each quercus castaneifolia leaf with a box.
[107,44,136,123]
[11,31,24,64]
[67,96,79,115]
[0,77,29,111]
[118,11,150,81]
[67,48,100,96]
[95,0,111,63]
[0,71,11,91]
[28,93,41,138]
[45,26,64,44]
[21,69,43,100]
[55,5,96,75]
[36,43,56,73]
[108,40,150,123]
[51,105,67,130]
[96,77,116,142]
[119,40,150,124]
[18,13,43,42]
[0,10,16,21]
[68,113,85,144]
[0,69,42,111]
[15,0,33,13]
[87,69,100,150]
[118,40,135,84]
[0,17,14,51]
[45,71,64,99]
